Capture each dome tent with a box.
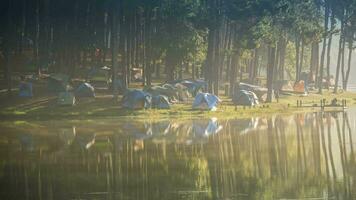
[152,95,171,109]
[192,93,221,111]
[233,90,259,106]
[122,89,152,109]
[75,82,95,97]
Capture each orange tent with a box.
[293,80,305,93]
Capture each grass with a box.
[1,89,355,121]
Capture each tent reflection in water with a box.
[192,118,223,137]
[192,93,221,111]
[121,90,152,109]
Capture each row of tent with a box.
[18,73,96,105]
[121,89,222,111]
[19,73,262,109]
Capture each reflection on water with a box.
[0,110,356,199]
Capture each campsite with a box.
[1,0,356,199]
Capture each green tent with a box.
[48,73,70,93]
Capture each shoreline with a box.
[1,90,355,122]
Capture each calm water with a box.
[1,109,356,200]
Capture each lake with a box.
[0,109,356,199]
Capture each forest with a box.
[1,0,356,102]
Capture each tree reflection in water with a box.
[0,111,356,199]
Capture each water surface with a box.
[1,109,356,199]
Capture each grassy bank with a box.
[1,90,356,121]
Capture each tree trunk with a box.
[295,36,300,81]
[205,29,215,93]
[334,10,345,94]
[326,12,335,89]
[319,0,329,93]
[299,39,305,79]
[267,45,276,103]
[35,0,41,76]
[344,41,353,90]
[249,49,257,83]
[279,36,286,80]
[111,2,119,100]
[229,53,239,98]
[5,0,12,96]
[341,19,347,90]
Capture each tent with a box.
[87,66,111,88]
[192,93,221,111]
[152,95,171,109]
[57,92,76,106]
[75,82,95,97]
[48,73,70,92]
[239,82,268,102]
[294,80,305,93]
[168,79,206,96]
[19,82,33,97]
[144,85,178,101]
[175,83,190,101]
[233,90,259,106]
[122,90,152,109]
[181,80,206,96]
[87,66,110,81]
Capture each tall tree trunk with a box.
[279,35,286,80]
[344,40,353,90]
[341,16,347,90]
[5,0,12,96]
[319,0,329,93]
[275,40,281,82]
[299,39,305,79]
[213,29,221,95]
[111,2,119,100]
[295,36,300,81]
[35,0,41,76]
[229,52,239,98]
[20,0,27,54]
[310,42,318,82]
[267,45,276,103]
[334,10,345,94]
[225,24,233,82]
[326,12,335,89]
[205,29,215,93]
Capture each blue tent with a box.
[181,80,207,96]
[19,82,33,97]
[122,90,152,109]
[168,79,207,96]
[233,90,259,106]
[75,82,95,97]
[152,95,170,109]
[192,93,221,111]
